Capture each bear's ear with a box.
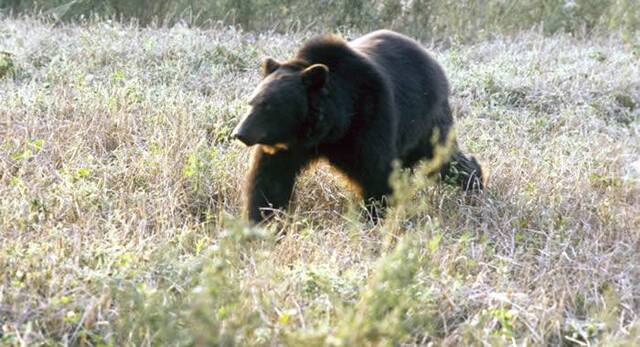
[301,64,329,89]
[261,57,281,76]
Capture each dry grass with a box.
[1,17,639,346]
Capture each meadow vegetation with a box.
[1,3,640,346]
[2,0,640,41]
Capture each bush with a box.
[1,0,639,41]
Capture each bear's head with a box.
[232,57,329,149]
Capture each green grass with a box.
[2,0,640,42]
[1,16,639,345]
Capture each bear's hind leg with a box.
[355,160,394,223]
[440,150,484,191]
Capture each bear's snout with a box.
[232,117,264,146]
[232,131,255,146]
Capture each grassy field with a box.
[1,16,639,346]
[3,0,640,42]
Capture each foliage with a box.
[0,16,639,345]
[1,0,640,41]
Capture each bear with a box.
[232,30,484,223]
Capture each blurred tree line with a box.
[1,0,639,41]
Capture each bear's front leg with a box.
[243,147,312,223]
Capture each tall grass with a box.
[2,0,640,41]
[1,15,639,344]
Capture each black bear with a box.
[232,30,483,223]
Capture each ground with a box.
[0,18,639,345]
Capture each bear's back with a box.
[350,30,448,110]
[350,30,451,154]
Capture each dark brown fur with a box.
[233,30,484,223]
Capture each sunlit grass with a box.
[1,17,639,345]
